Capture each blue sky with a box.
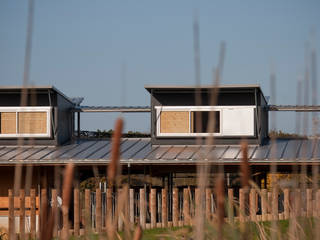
[1,1,319,133]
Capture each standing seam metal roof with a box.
[0,138,319,165]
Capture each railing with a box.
[4,187,320,238]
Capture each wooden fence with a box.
[5,187,320,237]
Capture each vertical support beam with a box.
[96,188,102,233]
[19,189,25,240]
[30,189,36,239]
[151,188,157,228]
[51,189,58,238]
[129,188,134,226]
[206,188,212,221]
[172,188,179,227]
[183,188,190,225]
[261,189,267,221]
[161,188,168,228]
[227,188,234,223]
[249,189,256,221]
[307,188,313,217]
[272,188,278,220]
[283,188,290,219]
[77,112,80,138]
[8,189,15,240]
[74,188,80,237]
[85,189,91,235]
[139,188,146,229]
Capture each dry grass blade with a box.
[215,175,225,239]
[133,225,143,240]
[108,117,124,185]
[240,140,250,188]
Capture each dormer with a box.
[145,85,268,145]
[0,86,75,145]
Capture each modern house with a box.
[0,84,318,198]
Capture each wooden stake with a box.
[96,188,102,233]
[161,188,168,228]
[261,189,267,221]
[228,188,234,223]
[129,188,134,226]
[206,188,212,221]
[19,189,25,240]
[183,188,190,225]
[139,188,146,229]
[151,188,157,228]
[74,188,80,236]
[172,188,179,227]
[249,189,256,221]
[283,188,290,219]
[30,189,36,239]
[8,189,15,240]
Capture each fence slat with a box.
[249,189,256,221]
[129,188,134,226]
[261,189,267,221]
[228,188,234,223]
[307,189,313,217]
[8,189,15,240]
[96,189,102,233]
[40,189,47,239]
[161,188,168,228]
[51,189,58,238]
[272,188,279,221]
[183,188,190,225]
[74,188,80,236]
[139,188,146,229]
[30,189,36,239]
[19,189,25,240]
[106,188,112,231]
[85,189,91,235]
[151,188,157,228]
[239,188,245,222]
[283,188,290,219]
[172,188,178,227]
[206,188,212,221]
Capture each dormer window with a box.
[156,106,255,137]
[0,107,52,138]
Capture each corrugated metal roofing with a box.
[0,138,319,165]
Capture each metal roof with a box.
[268,105,320,112]
[144,84,261,91]
[0,138,319,165]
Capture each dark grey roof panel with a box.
[176,146,200,160]
[1,148,29,161]
[59,141,98,159]
[131,143,153,160]
[192,146,214,160]
[207,146,228,160]
[104,139,137,159]
[27,147,57,160]
[73,141,110,159]
[251,144,270,160]
[161,146,186,160]
[146,146,171,160]
[12,147,46,160]
[268,140,288,160]
[236,146,257,159]
[0,147,16,157]
[87,140,114,160]
[298,140,316,159]
[121,139,149,159]
[43,143,79,160]
[221,146,241,160]
[282,140,302,160]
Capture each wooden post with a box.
[316,189,320,217]
[272,188,278,220]
[8,189,15,240]
[106,188,112,230]
[129,188,134,226]
[307,189,313,217]
[74,188,80,236]
[283,188,290,219]
[261,189,267,221]
[172,188,178,227]
[117,189,123,231]
[239,188,245,222]
[195,188,200,217]
[51,189,58,238]
[96,189,102,233]
[183,188,190,225]
[85,189,91,235]
[295,189,301,217]
[19,189,25,240]
[249,189,256,221]
[228,188,234,223]
[206,188,212,221]
[161,188,168,228]
[30,189,36,239]
[139,188,146,229]
[151,188,157,228]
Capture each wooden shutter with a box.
[160,111,189,133]
[0,112,17,134]
[18,112,47,134]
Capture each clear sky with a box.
[1,1,319,134]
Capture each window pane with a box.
[18,112,47,134]
[0,112,16,134]
[192,111,220,133]
[160,111,189,133]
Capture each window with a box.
[0,107,52,138]
[156,106,255,137]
